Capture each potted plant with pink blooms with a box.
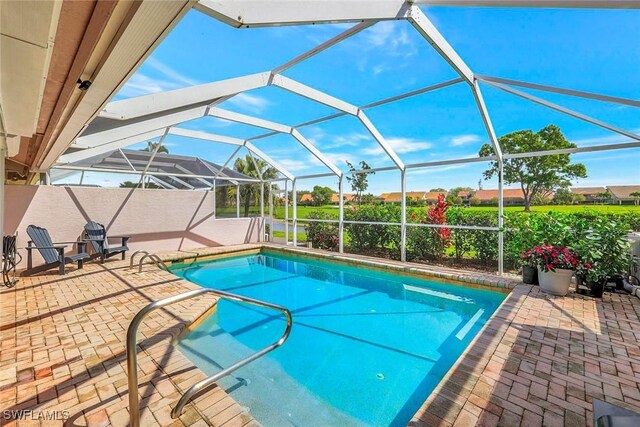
[527,244,582,296]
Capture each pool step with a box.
[179,325,366,427]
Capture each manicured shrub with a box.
[344,204,401,256]
[305,211,339,251]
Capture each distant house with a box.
[299,193,314,204]
[570,187,606,203]
[607,185,640,205]
[473,189,525,205]
[380,191,426,203]
[424,191,447,203]
[330,193,355,204]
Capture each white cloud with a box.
[354,21,417,75]
[571,130,640,146]
[366,22,415,57]
[145,57,199,86]
[410,165,467,175]
[360,137,433,156]
[119,58,201,98]
[574,177,640,186]
[278,159,313,171]
[450,134,481,147]
[227,93,272,114]
[119,73,178,97]
[325,133,371,148]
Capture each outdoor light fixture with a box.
[77,79,92,91]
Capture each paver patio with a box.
[1,245,639,426]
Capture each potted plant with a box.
[574,218,631,298]
[530,244,580,296]
[519,249,538,285]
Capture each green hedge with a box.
[344,204,401,257]
[305,211,339,251]
[304,205,639,270]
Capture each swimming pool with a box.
[171,251,506,426]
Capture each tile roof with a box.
[607,185,640,199]
[570,187,606,195]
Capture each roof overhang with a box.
[1,0,195,182]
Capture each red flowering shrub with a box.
[427,194,451,246]
[406,194,451,261]
[522,244,586,272]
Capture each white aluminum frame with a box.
[48,0,640,275]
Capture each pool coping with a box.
[409,283,532,425]
[158,243,521,292]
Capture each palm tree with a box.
[141,141,169,154]
[630,191,640,206]
[234,154,278,217]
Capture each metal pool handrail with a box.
[129,250,150,269]
[134,252,169,272]
[126,288,293,427]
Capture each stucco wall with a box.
[4,185,263,269]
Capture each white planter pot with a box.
[538,267,573,296]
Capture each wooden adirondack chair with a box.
[25,225,89,275]
[83,221,129,263]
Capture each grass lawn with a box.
[471,204,640,213]
[272,230,307,241]
[270,204,640,219]
[272,205,339,219]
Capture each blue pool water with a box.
[171,251,505,426]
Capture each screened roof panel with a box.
[282,19,460,106]
[423,7,640,91]
[63,149,254,190]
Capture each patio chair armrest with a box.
[83,238,105,242]
[55,241,87,245]
[25,245,68,250]
[107,235,130,241]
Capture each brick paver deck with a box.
[1,245,639,426]
[410,285,640,427]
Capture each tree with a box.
[449,186,473,198]
[479,125,587,212]
[630,191,640,206]
[446,195,463,206]
[141,141,169,154]
[596,191,611,204]
[234,154,278,217]
[469,197,481,206]
[311,185,333,206]
[360,193,376,204]
[573,194,586,204]
[553,188,574,205]
[429,187,446,192]
[119,180,162,189]
[346,160,375,205]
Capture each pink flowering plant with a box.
[521,244,586,272]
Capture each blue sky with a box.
[70,6,640,192]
